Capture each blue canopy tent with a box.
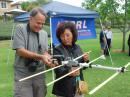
[14,1,99,45]
[14,1,99,21]
[14,12,29,22]
[42,1,99,18]
[14,1,99,43]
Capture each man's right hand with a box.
[41,53,55,68]
[16,48,56,68]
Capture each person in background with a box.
[52,21,89,97]
[12,7,55,97]
[127,34,130,56]
[105,26,112,55]
[99,26,107,55]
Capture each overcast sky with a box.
[13,0,84,7]
[53,0,84,7]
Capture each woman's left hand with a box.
[69,67,80,76]
[83,53,89,62]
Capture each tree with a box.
[82,0,119,26]
[21,0,52,12]
[82,0,130,51]
[21,1,39,12]
[26,1,39,12]
[37,0,52,6]
[119,0,130,51]
[21,2,30,11]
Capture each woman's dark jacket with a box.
[52,44,86,97]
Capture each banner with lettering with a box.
[51,17,97,45]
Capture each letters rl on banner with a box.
[51,17,97,45]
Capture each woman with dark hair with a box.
[52,22,89,97]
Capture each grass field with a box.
[0,21,130,97]
[0,21,50,37]
[0,31,130,97]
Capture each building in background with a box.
[11,1,21,9]
[0,0,22,16]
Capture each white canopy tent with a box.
[5,9,27,14]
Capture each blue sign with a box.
[51,17,97,45]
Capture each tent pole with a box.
[99,18,114,65]
[6,23,16,66]
[50,17,55,80]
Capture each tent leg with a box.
[6,23,15,66]
[99,18,114,65]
